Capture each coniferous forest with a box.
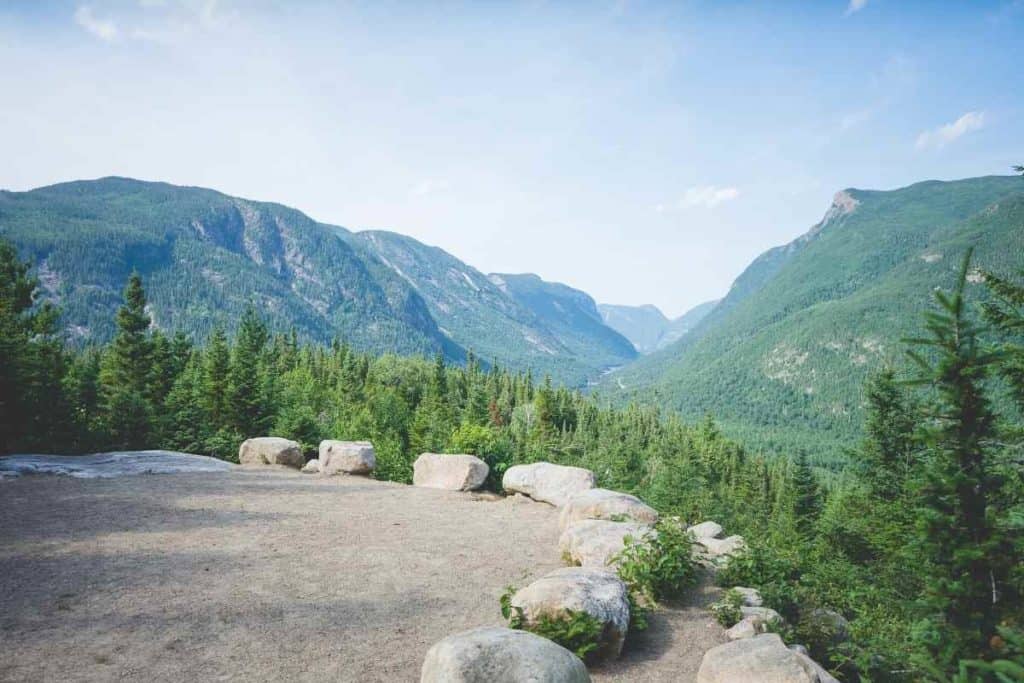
[2,233,1023,680]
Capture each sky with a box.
[1,1,1022,317]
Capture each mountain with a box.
[0,177,629,385]
[488,273,637,370]
[599,300,718,354]
[606,175,1024,463]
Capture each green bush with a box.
[499,585,604,662]
[613,517,699,608]
[710,588,745,628]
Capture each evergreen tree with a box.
[203,327,230,430]
[905,250,1014,668]
[226,307,270,436]
[791,450,821,536]
[99,272,153,449]
[860,370,918,501]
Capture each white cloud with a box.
[677,185,740,209]
[845,0,868,16]
[74,5,119,41]
[915,111,986,150]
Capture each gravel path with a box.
[0,467,725,681]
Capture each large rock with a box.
[413,453,488,491]
[503,462,596,507]
[319,440,375,475]
[732,586,763,606]
[804,608,850,645]
[689,521,723,539]
[558,488,659,531]
[741,605,783,625]
[510,567,630,663]
[301,459,321,474]
[238,437,304,468]
[697,634,823,683]
[420,626,590,683]
[726,616,763,641]
[699,535,746,559]
[559,519,654,568]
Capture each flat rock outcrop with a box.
[559,519,653,568]
[238,437,304,468]
[558,488,659,531]
[319,440,375,475]
[697,634,822,683]
[503,462,596,507]
[413,453,488,491]
[510,567,630,662]
[420,626,590,683]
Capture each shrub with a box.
[499,585,605,662]
[613,517,699,608]
[710,589,744,628]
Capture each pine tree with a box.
[202,327,230,430]
[227,307,270,436]
[100,272,154,449]
[791,450,821,536]
[860,370,918,501]
[905,249,1013,668]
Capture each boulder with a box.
[413,453,488,491]
[510,567,630,662]
[741,605,783,625]
[689,521,723,539]
[558,488,659,532]
[238,437,304,468]
[732,586,763,607]
[699,535,746,559]
[503,462,596,507]
[726,616,763,640]
[420,626,589,683]
[793,650,841,683]
[559,519,654,568]
[319,440,375,475]
[697,634,822,683]
[301,459,321,474]
[804,608,850,645]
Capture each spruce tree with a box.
[100,272,153,449]
[227,307,269,436]
[860,370,918,501]
[905,249,1013,668]
[790,450,821,537]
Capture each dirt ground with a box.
[0,467,726,682]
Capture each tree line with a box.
[1,237,1022,680]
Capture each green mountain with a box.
[0,177,629,384]
[488,273,637,370]
[598,299,718,354]
[606,175,1024,463]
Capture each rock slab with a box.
[503,462,596,507]
[510,567,630,662]
[559,519,654,568]
[697,634,820,683]
[319,440,375,475]
[413,453,488,491]
[558,488,659,531]
[238,437,304,468]
[688,521,723,539]
[420,626,590,683]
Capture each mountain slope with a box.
[608,175,1024,463]
[599,300,718,353]
[489,273,637,370]
[0,177,629,384]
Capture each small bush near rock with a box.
[612,517,698,609]
[500,586,605,663]
[711,589,745,628]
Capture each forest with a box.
[1,236,1023,681]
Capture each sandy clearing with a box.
[0,467,725,682]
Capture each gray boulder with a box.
[741,605,783,625]
[301,459,321,474]
[413,453,489,491]
[697,634,822,683]
[699,535,746,559]
[319,440,375,475]
[559,519,654,568]
[689,521,724,539]
[510,567,630,662]
[558,488,659,531]
[726,616,763,640]
[732,586,763,606]
[420,626,589,683]
[804,608,850,645]
[503,462,596,507]
[238,437,304,468]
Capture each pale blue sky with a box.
[2,1,1021,316]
